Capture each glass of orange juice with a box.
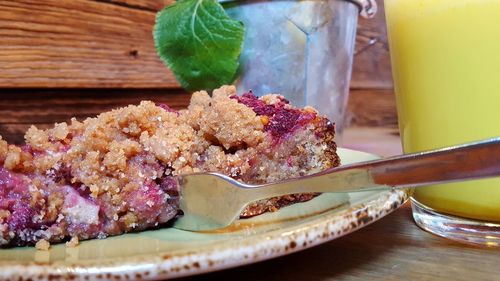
[385,0,500,245]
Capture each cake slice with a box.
[0,86,340,247]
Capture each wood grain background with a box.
[0,0,397,144]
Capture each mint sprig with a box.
[154,0,245,92]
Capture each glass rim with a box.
[220,0,378,18]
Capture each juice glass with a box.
[385,0,500,245]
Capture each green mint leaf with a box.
[154,0,245,92]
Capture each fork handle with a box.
[245,137,500,201]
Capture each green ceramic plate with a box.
[0,148,409,281]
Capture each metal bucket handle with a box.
[348,0,377,18]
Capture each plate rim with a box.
[0,148,410,281]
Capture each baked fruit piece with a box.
[0,85,340,247]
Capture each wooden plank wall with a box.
[0,0,397,144]
[349,1,395,128]
[0,0,176,88]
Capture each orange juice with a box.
[385,0,500,221]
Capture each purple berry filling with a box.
[231,92,316,141]
[266,109,315,139]
[0,168,38,232]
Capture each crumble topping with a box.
[187,86,265,150]
[0,137,7,162]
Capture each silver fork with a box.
[173,137,500,231]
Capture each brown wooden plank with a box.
[351,0,393,89]
[0,0,393,89]
[0,88,396,144]
[0,123,44,145]
[0,0,178,88]
[0,88,189,143]
[98,0,173,11]
[0,88,189,124]
[0,89,396,126]
[347,88,397,127]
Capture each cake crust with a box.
[0,86,339,247]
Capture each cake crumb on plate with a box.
[35,239,50,251]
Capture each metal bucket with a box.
[223,0,376,138]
